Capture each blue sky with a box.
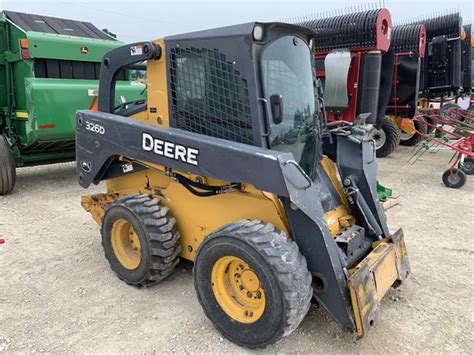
[1,0,472,43]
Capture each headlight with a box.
[253,24,264,41]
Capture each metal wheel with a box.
[371,128,386,150]
[211,255,265,323]
[110,219,142,270]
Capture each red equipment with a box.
[410,107,474,188]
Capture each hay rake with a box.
[409,106,474,188]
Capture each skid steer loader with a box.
[76,22,410,348]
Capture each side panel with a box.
[106,170,289,261]
[19,79,144,148]
[26,32,121,62]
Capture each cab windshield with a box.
[262,36,318,178]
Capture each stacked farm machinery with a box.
[292,7,472,189]
[386,23,427,146]
[296,8,401,158]
[400,13,473,188]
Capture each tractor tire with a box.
[439,102,462,122]
[101,194,181,287]
[400,117,427,147]
[439,102,461,115]
[459,157,474,175]
[193,220,312,349]
[372,118,400,158]
[0,135,16,196]
[442,168,467,189]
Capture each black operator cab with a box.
[164,22,319,173]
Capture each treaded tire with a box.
[375,118,400,158]
[439,102,461,115]
[459,157,474,175]
[442,168,467,189]
[0,135,16,196]
[193,220,312,349]
[400,117,427,147]
[101,194,181,287]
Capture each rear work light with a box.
[21,49,30,59]
[20,39,30,59]
[20,38,29,49]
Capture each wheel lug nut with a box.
[247,291,252,298]
[239,285,244,290]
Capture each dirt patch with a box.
[0,147,473,353]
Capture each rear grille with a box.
[169,47,254,145]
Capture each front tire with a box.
[442,168,467,189]
[193,220,312,349]
[400,117,427,146]
[373,118,400,158]
[0,135,16,195]
[101,194,181,287]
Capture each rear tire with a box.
[400,117,427,146]
[0,135,16,195]
[101,194,181,287]
[193,220,312,349]
[442,168,467,189]
[373,118,400,158]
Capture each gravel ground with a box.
[0,146,473,353]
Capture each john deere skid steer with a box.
[76,22,410,348]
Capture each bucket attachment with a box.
[348,228,410,337]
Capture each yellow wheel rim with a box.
[211,256,265,323]
[110,219,142,270]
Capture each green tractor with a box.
[0,11,145,195]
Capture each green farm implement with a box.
[0,11,145,194]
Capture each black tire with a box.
[423,115,436,134]
[373,118,400,158]
[101,194,181,287]
[0,135,16,195]
[459,157,474,175]
[193,220,312,349]
[442,168,467,189]
[439,102,462,123]
[400,117,428,146]
[439,102,461,115]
